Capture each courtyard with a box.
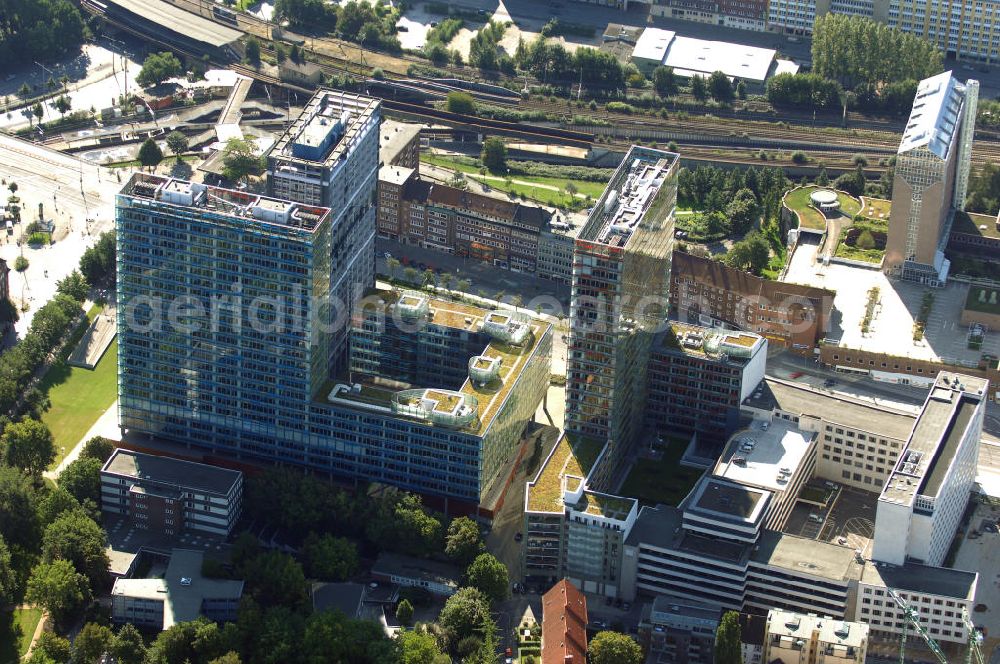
[786,484,878,559]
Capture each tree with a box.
[398,629,449,664]
[243,551,308,609]
[386,256,401,280]
[690,75,708,101]
[715,611,742,664]
[439,587,491,640]
[0,535,16,606]
[723,232,770,276]
[834,164,867,197]
[445,516,484,564]
[289,44,302,64]
[465,553,508,603]
[32,102,43,125]
[403,266,419,284]
[481,136,507,174]
[856,229,876,250]
[274,0,336,30]
[138,137,164,172]
[79,231,116,286]
[365,489,443,557]
[55,269,89,301]
[726,188,759,235]
[110,623,147,664]
[811,14,942,89]
[58,457,102,506]
[222,137,264,184]
[166,130,189,161]
[589,631,643,664]
[74,622,113,664]
[652,66,678,98]
[18,83,30,98]
[81,436,114,462]
[765,72,842,109]
[301,532,359,581]
[42,509,110,589]
[31,633,72,663]
[209,653,242,664]
[13,256,28,272]
[3,418,55,476]
[36,487,78,528]
[735,79,747,99]
[708,71,734,103]
[396,598,414,625]
[136,52,183,87]
[26,559,91,625]
[445,91,476,115]
[245,37,261,67]
[54,94,71,117]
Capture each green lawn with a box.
[41,334,118,470]
[0,607,43,662]
[619,438,703,507]
[859,196,891,221]
[783,186,862,231]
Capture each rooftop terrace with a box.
[332,290,551,435]
[121,174,331,233]
[526,433,607,513]
[657,321,764,361]
[689,477,768,521]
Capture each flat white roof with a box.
[632,28,675,63]
[773,59,800,77]
[899,70,968,159]
[664,35,776,83]
[714,419,813,492]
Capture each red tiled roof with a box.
[542,579,588,664]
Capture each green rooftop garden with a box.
[783,185,862,232]
[527,433,606,513]
[953,211,1000,239]
[620,436,703,507]
[965,286,1000,315]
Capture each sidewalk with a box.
[43,400,119,481]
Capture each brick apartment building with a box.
[100,449,244,536]
[670,250,835,350]
[377,167,553,272]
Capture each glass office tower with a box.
[563,146,679,486]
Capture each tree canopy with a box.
[445,516,484,564]
[138,138,164,172]
[589,631,643,664]
[136,52,183,88]
[811,14,942,89]
[57,456,102,507]
[26,558,91,624]
[222,138,264,184]
[723,232,771,276]
[481,137,507,174]
[465,553,509,603]
[3,418,55,477]
[715,611,742,664]
[42,508,110,589]
[0,0,85,66]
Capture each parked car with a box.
[514,532,523,542]
[809,513,823,523]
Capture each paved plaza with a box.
[784,241,1000,368]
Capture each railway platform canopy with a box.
[98,0,242,53]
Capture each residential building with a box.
[740,612,767,664]
[376,174,553,273]
[564,146,678,484]
[885,71,979,285]
[872,372,986,566]
[100,449,243,536]
[638,596,721,664]
[775,0,1000,62]
[650,0,769,31]
[116,174,551,513]
[764,609,869,664]
[741,378,917,492]
[670,250,835,351]
[541,579,588,664]
[855,562,977,644]
[646,322,767,446]
[111,549,244,630]
[523,433,638,596]
[265,90,380,374]
[379,119,421,169]
[371,552,461,596]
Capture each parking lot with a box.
[786,484,878,557]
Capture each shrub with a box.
[855,229,876,249]
[852,153,869,167]
[791,151,808,164]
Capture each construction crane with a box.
[888,588,948,664]
[961,607,986,664]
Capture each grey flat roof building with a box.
[103,449,242,498]
[861,562,977,601]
